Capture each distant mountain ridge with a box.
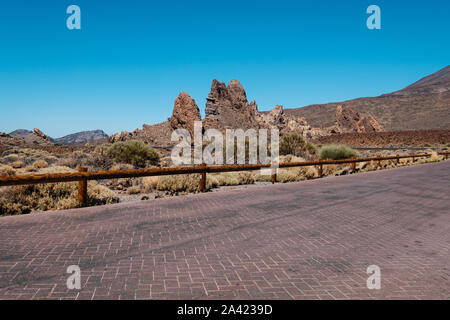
[54,130,108,144]
[8,129,108,145]
[285,65,450,131]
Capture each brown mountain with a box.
[54,130,108,145]
[285,65,450,131]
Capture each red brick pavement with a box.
[0,161,449,300]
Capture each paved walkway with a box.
[0,162,449,300]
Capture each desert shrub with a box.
[110,163,135,171]
[1,148,58,167]
[0,181,119,214]
[279,133,306,156]
[278,167,318,182]
[0,165,119,215]
[106,140,160,168]
[94,144,112,156]
[322,164,340,176]
[0,165,16,176]
[212,172,255,186]
[32,160,49,169]
[319,145,359,160]
[305,142,318,155]
[126,186,142,195]
[155,174,217,194]
[143,176,159,191]
[57,150,113,171]
[0,203,32,216]
[1,154,20,164]
[254,163,317,182]
[10,160,23,169]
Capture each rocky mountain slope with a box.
[8,128,54,145]
[54,130,108,144]
[285,65,450,131]
[5,129,108,147]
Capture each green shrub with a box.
[279,133,307,157]
[305,142,318,155]
[319,145,359,160]
[106,140,160,168]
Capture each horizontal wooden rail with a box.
[0,152,448,206]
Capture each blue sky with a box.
[0,0,448,137]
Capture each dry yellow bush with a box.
[0,203,31,216]
[0,180,119,215]
[10,160,23,169]
[110,163,135,171]
[154,174,218,194]
[142,176,159,191]
[255,165,317,182]
[322,164,339,176]
[32,160,49,169]
[212,172,255,186]
[127,186,142,195]
[0,165,119,216]
[0,165,16,176]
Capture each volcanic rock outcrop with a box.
[258,105,318,139]
[332,105,383,134]
[204,79,259,131]
[33,128,51,141]
[170,92,201,137]
[0,132,26,147]
[109,131,133,143]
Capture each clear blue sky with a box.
[0,0,448,137]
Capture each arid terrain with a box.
[1,66,449,216]
[286,65,450,131]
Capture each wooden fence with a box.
[0,152,448,205]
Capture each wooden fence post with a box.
[317,162,323,178]
[271,169,277,184]
[351,158,356,171]
[396,155,400,164]
[77,167,88,206]
[199,163,207,192]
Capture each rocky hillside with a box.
[54,130,108,145]
[5,128,109,147]
[109,79,384,145]
[8,128,54,145]
[285,65,450,131]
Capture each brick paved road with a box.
[0,162,449,300]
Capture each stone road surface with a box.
[0,162,449,300]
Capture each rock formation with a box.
[170,92,201,137]
[333,105,383,134]
[107,80,386,149]
[0,132,26,147]
[258,105,318,139]
[109,131,133,143]
[33,128,51,141]
[204,79,259,131]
